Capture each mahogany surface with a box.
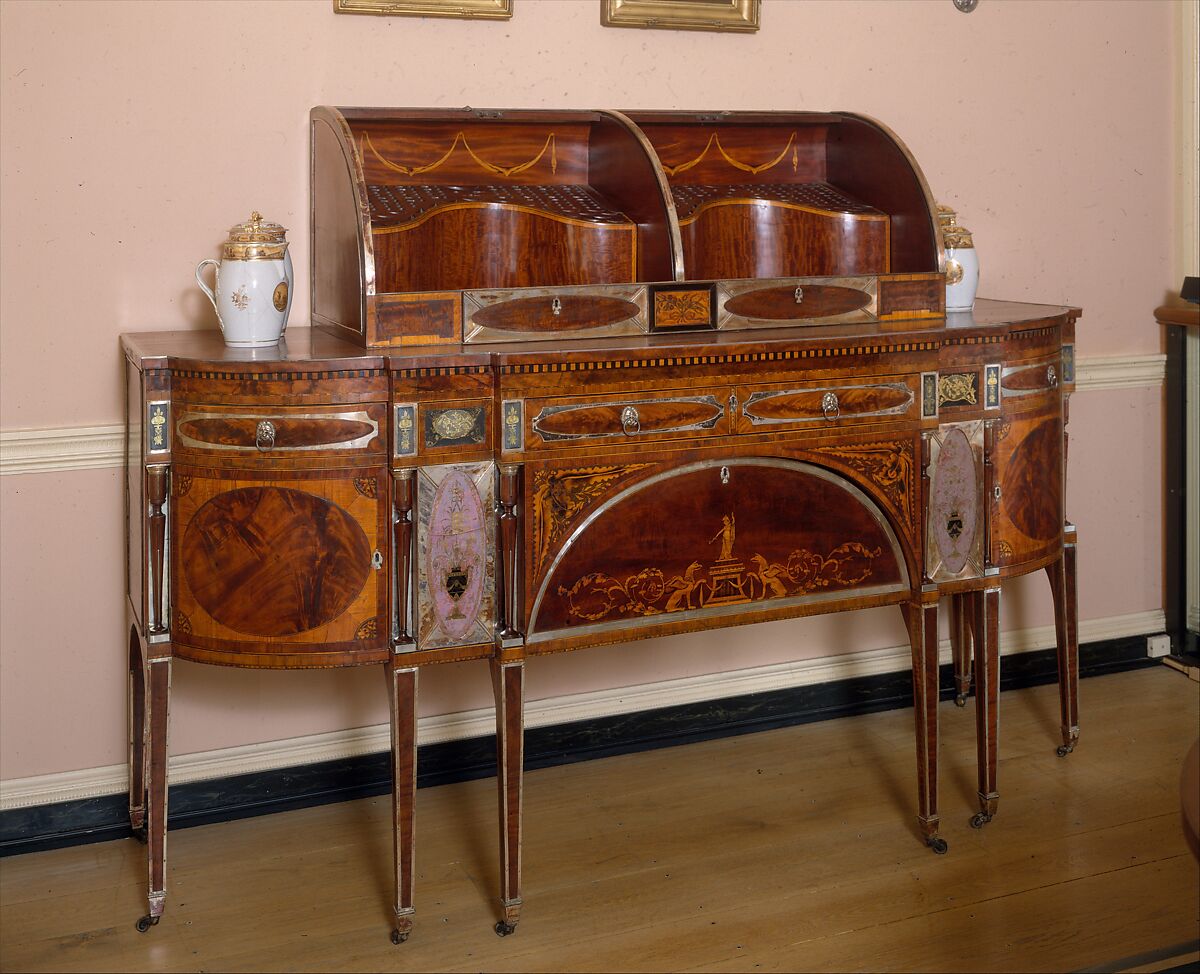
[123,105,1081,948]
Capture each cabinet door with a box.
[990,360,1064,570]
[526,456,909,643]
[170,465,389,667]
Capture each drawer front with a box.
[1001,354,1062,401]
[175,403,385,459]
[526,387,734,449]
[736,373,919,432]
[718,277,877,329]
[170,465,389,665]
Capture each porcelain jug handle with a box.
[195,259,223,334]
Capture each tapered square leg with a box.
[128,627,148,836]
[949,592,974,707]
[905,597,946,854]
[387,662,418,944]
[491,658,524,934]
[970,586,1001,828]
[137,654,170,933]
[1046,526,1080,756]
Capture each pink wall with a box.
[0,0,1178,781]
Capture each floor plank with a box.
[2,666,1197,973]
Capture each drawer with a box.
[175,403,386,459]
[1001,354,1062,402]
[525,386,734,449]
[718,277,877,329]
[735,373,919,432]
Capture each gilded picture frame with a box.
[333,0,513,19]
[601,0,760,33]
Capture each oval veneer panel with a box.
[1002,362,1058,393]
[182,486,372,637]
[534,399,722,439]
[724,284,871,321]
[179,417,375,450]
[744,384,911,422]
[473,295,641,334]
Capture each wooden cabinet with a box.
[123,107,1081,944]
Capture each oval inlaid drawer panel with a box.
[472,295,641,334]
[724,284,873,322]
[1001,355,1062,398]
[738,374,918,431]
[528,389,731,447]
[176,404,384,457]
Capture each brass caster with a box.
[927,836,949,855]
[954,693,967,708]
[970,812,993,829]
[131,826,147,845]
[135,914,159,933]
[391,928,408,945]
[495,920,517,937]
[1056,743,1074,758]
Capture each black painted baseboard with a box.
[0,635,1156,858]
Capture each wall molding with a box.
[0,608,1164,812]
[0,424,125,476]
[0,352,1168,476]
[1073,353,1166,393]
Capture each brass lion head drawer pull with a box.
[1047,364,1058,388]
[621,405,641,435]
[821,391,840,420]
[255,420,276,451]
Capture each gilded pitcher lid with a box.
[937,204,974,250]
[221,211,289,260]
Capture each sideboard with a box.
[123,106,1080,943]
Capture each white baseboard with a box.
[0,353,1166,476]
[0,608,1164,812]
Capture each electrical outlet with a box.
[1146,634,1171,658]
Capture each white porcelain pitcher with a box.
[937,204,979,313]
[196,212,293,347]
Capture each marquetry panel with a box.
[529,458,908,638]
[924,422,985,583]
[420,399,491,455]
[414,462,496,651]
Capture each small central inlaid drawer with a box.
[175,403,385,458]
[735,373,919,432]
[525,386,734,448]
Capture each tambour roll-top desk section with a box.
[123,106,1079,943]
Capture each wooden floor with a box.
[2,666,1198,973]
